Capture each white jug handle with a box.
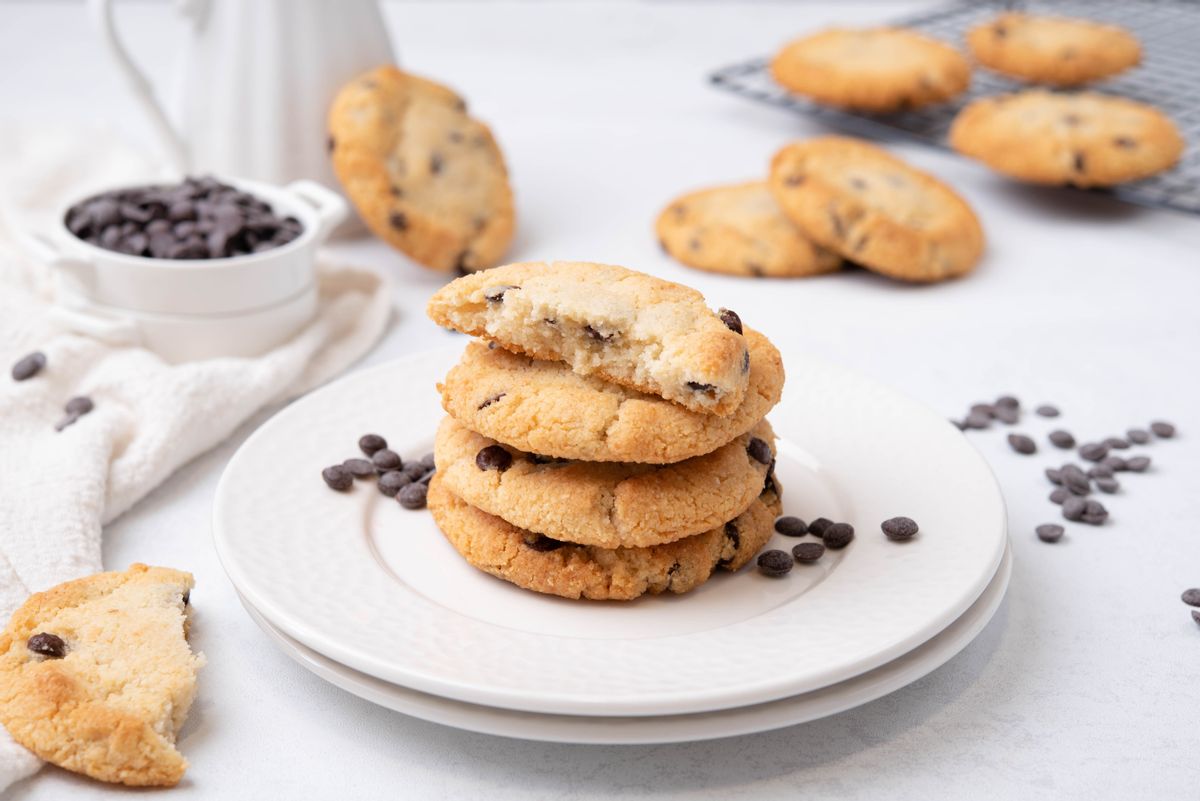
[285,181,350,242]
[87,0,188,172]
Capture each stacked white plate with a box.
[213,347,1010,744]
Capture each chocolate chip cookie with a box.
[427,473,782,601]
[768,137,984,282]
[771,27,970,113]
[967,13,1141,87]
[949,90,1184,187]
[0,564,203,787]
[439,327,783,464]
[434,415,776,548]
[656,181,841,278]
[328,65,515,272]
[427,261,752,416]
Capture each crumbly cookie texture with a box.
[328,65,515,272]
[435,415,775,548]
[768,136,984,283]
[0,564,203,787]
[771,27,970,113]
[966,13,1141,87]
[949,91,1183,188]
[656,181,842,278]
[428,474,782,601]
[439,327,783,464]
[427,261,751,416]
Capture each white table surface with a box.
[4,2,1200,799]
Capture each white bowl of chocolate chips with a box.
[35,176,346,363]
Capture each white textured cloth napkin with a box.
[0,124,392,791]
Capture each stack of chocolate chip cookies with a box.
[425,261,786,600]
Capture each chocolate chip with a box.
[792,542,825,562]
[784,174,805,186]
[757,549,793,577]
[397,481,428,510]
[994,395,1019,409]
[809,517,833,538]
[1035,404,1060,418]
[1073,153,1086,173]
[327,135,336,152]
[402,462,429,481]
[718,308,743,335]
[322,465,353,491]
[389,211,408,231]
[359,434,387,455]
[1049,430,1075,449]
[1126,428,1150,445]
[963,411,991,430]
[484,285,518,303]
[1113,136,1136,149]
[26,632,66,659]
[1088,464,1114,479]
[1007,434,1036,455]
[1079,442,1108,462]
[583,324,615,342]
[1125,455,1151,472]
[994,405,1019,425]
[742,349,750,373]
[11,351,46,381]
[687,381,717,393]
[65,396,93,416]
[419,453,436,471]
[823,523,855,550]
[518,533,560,552]
[1049,487,1069,504]
[1182,589,1200,607]
[1104,437,1129,450]
[378,470,411,497]
[1150,421,1176,438]
[1062,496,1087,521]
[475,445,512,472]
[342,458,375,478]
[1102,455,1127,472]
[1036,524,1064,543]
[1046,467,1063,485]
[1080,499,1108,525]
[429,153,444,175]
[371,449,402,472]
[1095,477,1119,494]
[774,516,807,537]
[970,403,995,419]
[1193,610,1200,628]
[746,437,772,465]
[477,392,506,409]
[881,516,918,541]
[1064,469,1091,496]
[454,252,473,275]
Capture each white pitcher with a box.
[89,0,395,189]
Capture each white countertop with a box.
[3,2,1199,799]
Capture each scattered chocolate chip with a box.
[475,445,512,472]
[1045,467,1063,485]
[1007,433,1036,455]
[687,381,717,393]
[1088,464,1114,479]
[994,395,1020,409]
[1049,430,1075,449]
[583,324,615,342]
[774,516,807,537]
[402,462,429,481]
[1036,524,1064,543]
[1062,496,1087,521]
[524,533,564,552]
[1095,477,1119,494]
[397,481,428,510]
[1079,442,1109,462]
[792,542,825,563]
[809,517,833,538]
[881,516,919,541]
[1080,499,1108,525]
[1181,589,1200,607]
[322,465,353,491]
[994,405,1019,425]
[1126,428,1150,445]
[1104,437,1129,450]
[420,453,436,471]
[378,470,411,497]
[718,308,743,335]
[1150,421,1176,438]
[970,403,995,419]
[1193,610,1200,627]
[746,437,772,465]
[1125,455,1151,472]
[1063,468,1091,496]
[1049,488,1069,504]
[11,351,46,381]
[484,285,518,303]
[1113,136,1136,149]
[358,434,387,455]
[1035,404,1060,418]
[757,549,793,577]
[823,523,854,549]
[389,211,408,231]
[65,396,94,416]
[963,411,992,430]
[477,392,506,409]
[26,632,67,659]
[742,349,750,373]
[342,458,375,478]
[372,449,402,472]
[1101,455,1127,472]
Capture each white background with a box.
[3,1,1199,799]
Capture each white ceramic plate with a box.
[213,346,1007,716]
[237,544,1010,744]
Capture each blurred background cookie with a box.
[950,90,1184,187]
[771,27,970,113]
[967,13,1141,86]
[655,181,841,278]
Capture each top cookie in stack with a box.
[426,261,786,600]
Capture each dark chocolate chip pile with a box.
[65,176,302,260]
[321,433,435,510]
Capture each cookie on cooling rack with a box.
[967,13,1141,87]
[770,27,971,113]
[950,90,1184,187]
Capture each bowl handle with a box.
[48,301,141,347]
[285,180,349,243]
[20,230,98,297]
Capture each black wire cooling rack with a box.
[709,0,1200,216]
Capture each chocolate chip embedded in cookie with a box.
[427,261,752,416]
[967,13,1141,87]
[771,27,970,113]
[655,181,841,278]
[434,415,776,548]
[0,564,203,787]
[426,474,782,601]
[328,65,515,272]
[768,136,984,283]
[949,91,1183,188]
